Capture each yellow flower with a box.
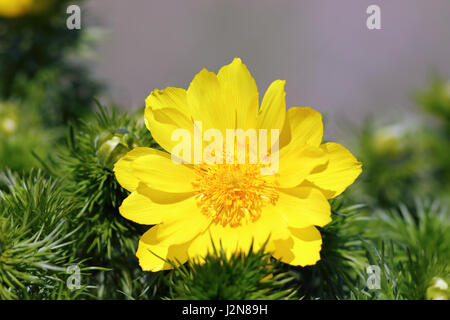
[114,58,362,272]
[0,102,20,135]
[0,0,33,18]
[0,0,50,18]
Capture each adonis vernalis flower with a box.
[114,58,362,271]
[0,0,32,17]
[0,0,50,18]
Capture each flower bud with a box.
[95,128,139,168]
[372,123,412,158]
[426,277,449,300]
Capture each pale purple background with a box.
[84,0,450,136]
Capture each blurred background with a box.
[85,0,450,136]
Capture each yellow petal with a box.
[277,186,331,228]
[142,207,211,246]
[187,68,234,132]
[280,107,323,150]
[186,231,215,261]
[131,151,197,193]
[187,226,251,262]
[119,182,196,225]
[271,226,322,267]
[114,147,159,192]
[145,88,195,157]
[307,142,362,198]
[188,204,290,260]
[275,145,328,188]
[257,79,286,132]
[240,204,290,244]
[136,230,192,271]
[217,58,259,129]
[146,87,190,115]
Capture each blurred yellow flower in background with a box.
[0,102,19,135]
[0,0,51,18]
[114,58,362,272]
[0,0,33,17]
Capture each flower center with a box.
[192,163,279,227]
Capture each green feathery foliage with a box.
[168,242,296,300]
[279,197,367,299]
[54,104,162,298]
[57,104,157,259]
[351,199,449,300]
[415,76,450,204]
[0,170,94,299]
[354,120,434,208]
[108,268,168,300]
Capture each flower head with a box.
[426,277,449,300]
[114,58,362,271]
[0,0,32,17]
[0,0,50,18]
